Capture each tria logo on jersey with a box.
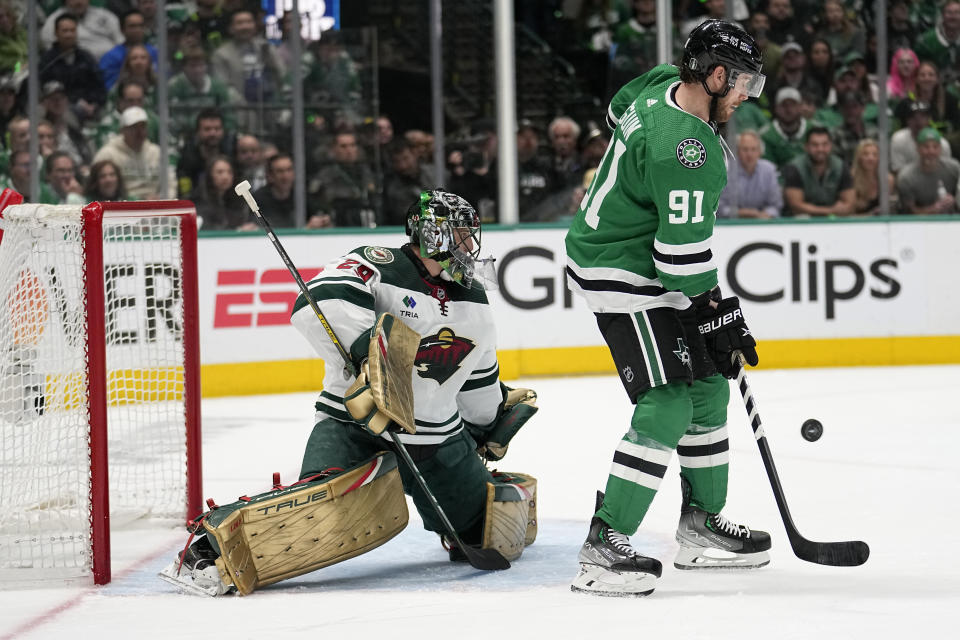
[400,295,419,319]
[415,328,475,384]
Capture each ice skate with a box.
[674,478,771,570]
[158,535,234,597]
[571,516,662,597]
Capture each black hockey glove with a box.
[692,289,758,379]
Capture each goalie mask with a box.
[406,189,496,289]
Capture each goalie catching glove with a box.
[692,288,758,379]
[344,313,420,435]
[468,384,539,461]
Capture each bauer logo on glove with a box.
[697,307,744,335]
[693,294,759,378]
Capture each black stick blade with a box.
[793,538,870,567]
[461,546,511,571]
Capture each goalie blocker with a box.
[344,313,420,435]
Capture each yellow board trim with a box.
[200,336,960,397]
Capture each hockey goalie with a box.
[160,189,538,596]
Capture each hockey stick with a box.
[733,355,869,567]
[234,180,510,571]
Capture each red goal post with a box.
[0,199,202,585]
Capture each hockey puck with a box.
[801,419,823,442]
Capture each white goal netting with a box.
[0,204,192,580]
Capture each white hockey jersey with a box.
[290,244,503,446]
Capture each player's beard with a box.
[709,99,719,123]
[711,94,735,123]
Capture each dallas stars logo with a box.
[673,338,691,369]
[677,138,707,169]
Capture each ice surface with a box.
[2,366,958,639]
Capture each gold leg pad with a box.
[206,453,408,595]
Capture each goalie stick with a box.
[733,355,870,567]
[234,180,510,571]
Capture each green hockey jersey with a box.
[566,65,725,313]
[606,63,680,131]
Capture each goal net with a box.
[0,201,202,585]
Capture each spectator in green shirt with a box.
[0,150,57,204]
[782,126,855,217]
[914,0,960,84]
[90,78,159,148]
[762,86,810,168]
[43,150,85,205]
[0,1,27,74]
[168,46,239,142]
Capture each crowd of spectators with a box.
[0,0,370,230]
[2,0,960,227]
[538,0,960,218]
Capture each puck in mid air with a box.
[801,418,823,442]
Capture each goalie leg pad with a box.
[492,471,538,546]
[204,452,408,596]
[482,472,538,561]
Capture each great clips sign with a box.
[724,240,900,320]
[480,220,958,345]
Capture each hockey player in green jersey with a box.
[567,20,769,597]
[160,190,539,596]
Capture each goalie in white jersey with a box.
[160,190,538,596]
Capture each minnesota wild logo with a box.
[676,138,707,169]
[364,246,394,264]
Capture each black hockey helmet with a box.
[681,19,765,98]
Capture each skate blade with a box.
[158,562,229,597]
[673,545,770,570]
[570,563,656,597]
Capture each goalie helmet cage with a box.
[0,200,202,585]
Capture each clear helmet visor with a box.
[729,69,765,98]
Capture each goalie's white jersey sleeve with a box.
[290,245,503,446]
[456,346,501,427]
